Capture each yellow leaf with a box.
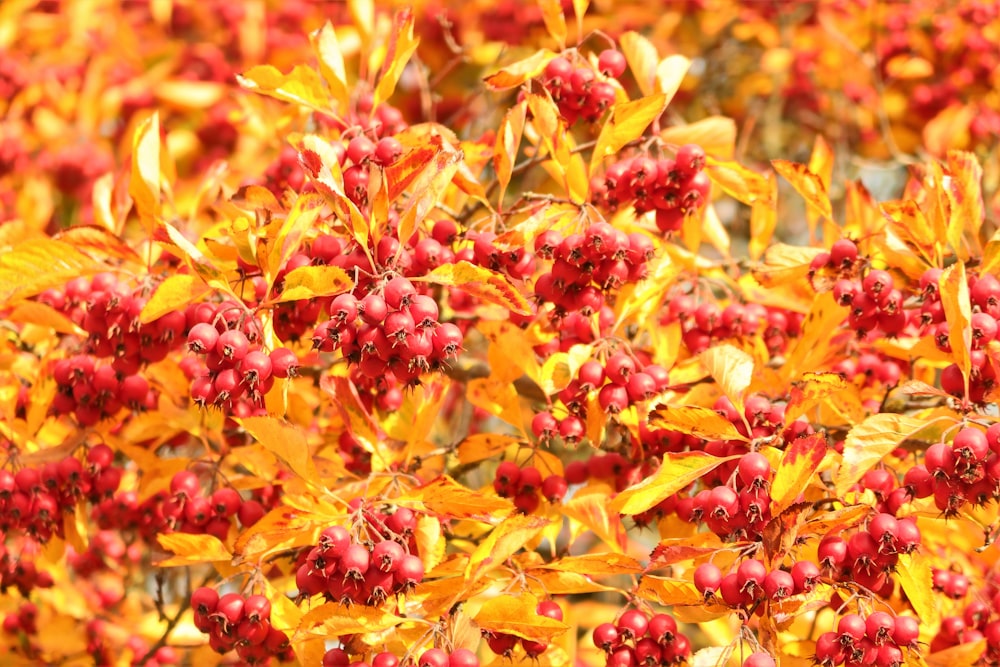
[896,552,941,630]
[611,453,732,515]
[423,261,531,314]
[484,49,558,90]
[772,159,833,222]
[7,301,83,335]
[620,31,659,97]
[275,265,353,303]
[750,243,823,288]
[296,602,406,638]
[884,55,934,79]
[660,116,736,160]
[457,433,522,465]
[879,200,939,267]
[700,344,754,411]
[0,238,105,306]
[940,262,972,396]
[396,140,464,246]
[494,102,528,206]
[475,593,569,643]
[156,533,232,566]
[140,274,210,324]
[947,150,985,258]
[648,405,749,441]
[637,576,705,606]
[538,553,643,577]
[704,157,772,207]
[466,514,552,581]
[538,0,566,48]
[770,433,828,515]
[374,9,420,107]
[237,65,331,112]
[783,292,843,381]
[396,476,514,521]
[238,416,321,486]
[834,414,944,495]
[153,80,226,109]
[785,372,848,423]
[129,112,161,232]
[749,176,779,260]
[656,54,691,104]
[591,93,669,174]
[312,22,350,110]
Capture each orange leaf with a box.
[785,372,848,423]
[129,112,161,232]
[940,262,972,395]
[396,476,514,521]
[770,433,828,515]
[648,405,748,441]
[660,116,736,160]
[238,416,321,486]
[704,157,772,207]
[456,433,521,465]
[296,602,405,638]
[538,553,644,577]
[538,0,567,48]
[947,150,985,258]
[422,261,531,314]
[772,159,833,222]
[925,640,986,667]
[465,514,552,582]
[374,9,420,107]
[750,243,823,288]
[484,50,558,91]
[0,238,105,306]
[637,576,705,606]
[236,65,331,112]
[494,101,528,206]
[312,22,350,110]
[620,31,659,97]
[611,453,733,515]
[475,594,569,643]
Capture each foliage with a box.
[2,2,1000,667]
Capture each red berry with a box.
[597,49,627,78]
[617,609,648,640]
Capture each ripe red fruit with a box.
[592,622,619,651]
[269,348,299,378]
[865,611,895,645]
[187,322,219,353]
[419,648,449,667]
[373,137,402,165]
[694,563,723,596]
[372,539,404,573]
[829,239,859,268]
[324,648,351,667]
[191,586,219,615]
[242,594,271,624]
[541,475,568,502]
[536,600,563,622]
[213,592,246,630]
[763,569,794,600]
[597,49,627,78]
[347,135,376,164]
[216,329,250,362]
[737,453,772,488]
[736,559,767,595]
[838,613,867,643]
[616,609,649,640]
[170,470,200,498]
[338,544,370,580]
[394,554,424,589]
[647,613,677,645]
[743,653,776,667]
[790,560,820,593]
[953,427,990,461]
[674,144,706,178]
[449,648,479,667]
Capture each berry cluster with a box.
[0,444,121,544]
[660,293,802,356]
[311,277,463,387]
[51,354,156,425]
[0,547,53,596]
[323,646,480,667]
[317,93,408,140]
[39,271,190,375]
[191,588,294,665]
[902,425,1000,515]
[492,462,567,513]
[591,609,692,666]
[484,600,564,657]
[294,509,424,607]
[684,451,775,542]
[590,144,709,234]
[533,223,654,315]
[540,50,625,125]
[2,602,37,636]
[85,619,180,667]
[814,612,918,667]
[533,305,618,357]
[817,512,921,593]
[694,558,820,610]
[186,316,299,413]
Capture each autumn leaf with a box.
[700,344,754,411]
[834,413,947,494]
[770,434,829,515]
[648,405,749,441]
[612,453,733,515]
[156,533,232,566]
[422,261,531,314]
[947,150,985,258]
[785,372,848,423]
[312,22,350,110]
[456,433,522,465]
[537,553,644,577]
[236,65,331,112]
[140,274,210,323]
[395,476,514,521]
[660,117,737,160]
[940,262,972,397]
[238,416,321,487]
[591,93,669,174]
[637,576,705,606]
[373,9,420,107]
[896,552,941,630]
[475,593,569,642]
[538,0,567,48]
[0,239,106,306]
[296,602,406,638]
[619,31,659,97]
[129,112,162,232]
[772,160,833,222]
[484,50,558,90]
[274,265,353,302]
[465,513,552,582]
